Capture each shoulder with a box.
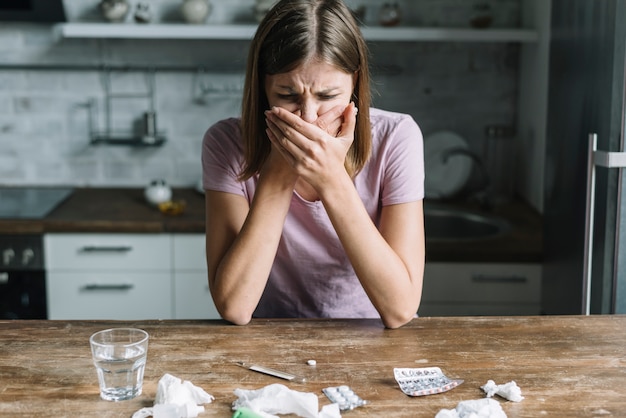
[204,117,241,143]
[370,107,415,125]
[369,108,422,145]
[203,118,244,154]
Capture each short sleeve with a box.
[380,114,424,206]
[201,118,246,196]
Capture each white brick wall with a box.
[0,0,521,187]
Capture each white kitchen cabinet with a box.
[45,233,221,320]
[45,233,173,320]
[47,271,172,320]
[45,233,171,271]
[419,262,542,316]
[172,234,220,320]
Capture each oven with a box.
[0,187,74,319]
[0,235,47,319]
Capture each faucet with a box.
[441,147,492,208]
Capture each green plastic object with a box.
[232,407,264,418]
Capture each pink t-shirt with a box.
[202,108,424,319]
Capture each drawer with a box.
[45,233,171,270]
[422,263,542,304]
[174,272,220,319]
[173,234,206,270]
[47,271,172,320]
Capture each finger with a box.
[315,104,346,135]
[266,108,310,149]
[266,127,296,166]
[266,116,300,161]
[338,102,357,138]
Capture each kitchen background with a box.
[0,0,533,206]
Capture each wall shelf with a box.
[53,23,539,43]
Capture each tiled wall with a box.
[0,0,521,188]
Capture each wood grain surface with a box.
[0,316,624,417]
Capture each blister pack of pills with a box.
[394,367,463,397]
[322,385,367,411]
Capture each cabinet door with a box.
[45,234,171,270]
[172,234,220,319]
[172,234,206,270]
[47,271,172,320]
[419,263,542,316]
[174,272,220,319]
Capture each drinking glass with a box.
[89,328,149,401]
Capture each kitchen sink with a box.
[424,204,511,242]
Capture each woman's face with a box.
[264,58,355,123]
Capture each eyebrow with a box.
[276,85,341,94]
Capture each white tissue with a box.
[132,373,215,418]
[481,380,524,402]
[232,383,341,418]
[435,398,507,418]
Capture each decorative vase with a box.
[99,0,130,23]
[181,0,212,24]
[134,2,152,24]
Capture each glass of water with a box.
[89,328,149,401]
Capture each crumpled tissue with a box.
[481,380,524,402]
[132,373,215,418]
[232,383,341,418]
[434,398,507,418]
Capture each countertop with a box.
[0,187,542,262]
[0,316,624,417]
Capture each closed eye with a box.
[277,94,298,100]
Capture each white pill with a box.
[307,359,317,366]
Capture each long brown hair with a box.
[239,0,372,180]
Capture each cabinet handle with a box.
[471,274,527,283]
[79,246,133,253]
[82,284,134,291]
[584,133,626,314]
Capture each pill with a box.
[307,359,317,366]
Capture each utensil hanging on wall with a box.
[88,69,166,147]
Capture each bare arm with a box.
[322,182,425,329]
[205,106,346,325]
[205,168,294,325]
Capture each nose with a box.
[299,100,318,123]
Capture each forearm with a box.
[211,170,295,324]
[320,174,424,328]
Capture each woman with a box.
[202,0,425,328]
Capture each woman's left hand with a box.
[265,102,357,191]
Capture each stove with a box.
[0,234,47,318]
[0,187,74,319]
[0,187,74,219]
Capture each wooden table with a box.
[1,316,624,417]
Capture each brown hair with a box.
[239,0,372,180]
